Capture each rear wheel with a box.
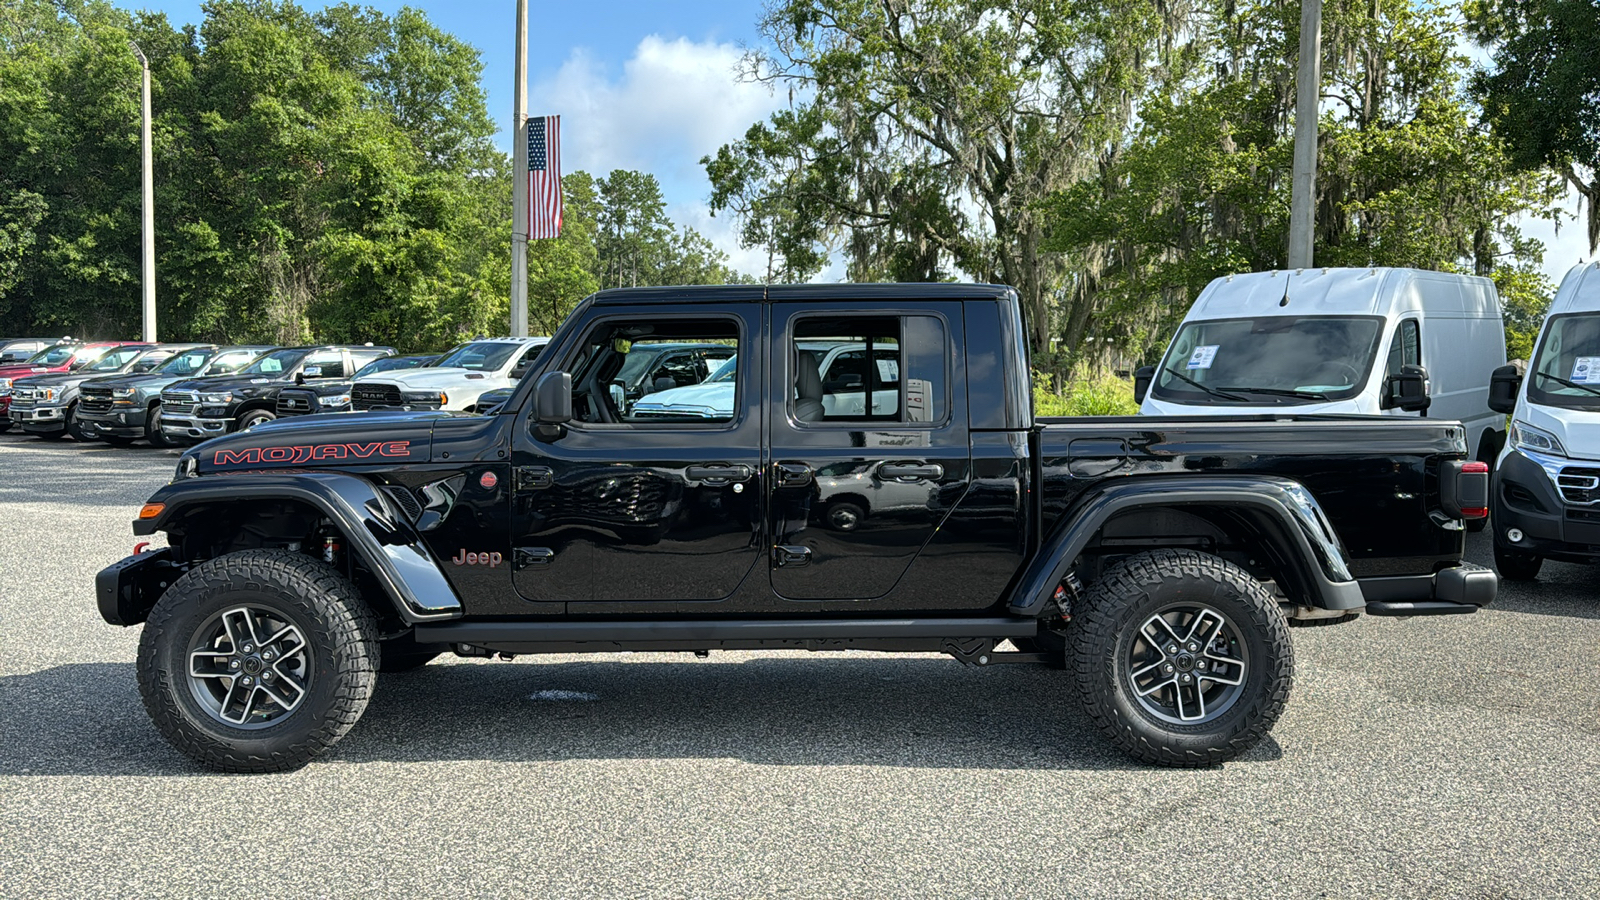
[825,500,866,532]
[1493,541,1543,582]
[136,550,378,773]
[1069,549,1293,767]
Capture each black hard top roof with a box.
[587,283,1017,305]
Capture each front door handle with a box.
[879,462,944,482]
[686,463,752,483]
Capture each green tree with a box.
[1468,0,1600,254]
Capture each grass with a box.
[1033,365,1140,417]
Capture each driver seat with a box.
[795,353,825,422]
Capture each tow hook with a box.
[132,542,151,555]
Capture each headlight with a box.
[38,387,57,402]
[111,387,136,398]
[1508,419,1565,457]
[0,378,11,390]
[200,391,233,404]
[319,394,350,407]
[173,455,198,481]
[402,390,447,405]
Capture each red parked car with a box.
[0,342,138,432]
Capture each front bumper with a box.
[161,415,234,441]
[78,406,149,438]
[11,403,68,431]
[1492,448,1600,564]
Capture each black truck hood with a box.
[167,373,291,396]
[15,371,104,389]
[188,411,459,472]
[85,371,184,391]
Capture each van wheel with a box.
[1069,549,1293,767]
[1493,542,1542,582]
[136,550,378,773]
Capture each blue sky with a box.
[125,1,1591,286]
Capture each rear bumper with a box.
[1492,448,1600,564]
[1357,562,1497,615]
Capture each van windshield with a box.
[1150,316,1384,405]
[1528,313,1600,410]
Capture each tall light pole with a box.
[130,41,156,341]
[1287,0,1322,269]
[509,0,529,338]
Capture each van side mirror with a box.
[533,372,572,423]
[1133,366,1155,404]
[1384,364,1431,412]
[1488,363,1523,415]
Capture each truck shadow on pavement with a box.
[0,657,1284,776]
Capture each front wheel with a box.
[1494,541,1543,582]
[66,403,93,441]
[147,405,172,448]
[136,550,378,773]
[1069,549,1293,767]
[236,409,275,431]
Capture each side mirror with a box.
[1488,363,1523,415]
[1384,364,1431,412]
[534,371,572,423]
[509,363,528,381]
[1133,366,1155,404]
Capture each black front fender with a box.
[1008,474,1364,617]
[130,471,463,624]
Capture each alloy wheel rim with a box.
[186,605,311,729]
[1125,602,1249,725]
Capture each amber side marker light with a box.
[138,503,165,519]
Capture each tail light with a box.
[1442,460,1490,520]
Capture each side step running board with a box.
[415,617,1038,644]
[1364,600,1479,616]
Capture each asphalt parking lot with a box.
[2,430,1597,898]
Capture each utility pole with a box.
[509,0,529,338]
[1287,0,1322,269]
[131,42,156,341]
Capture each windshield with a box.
[1150,316,1384,405]
[86,348,147,372]
[435,341,521,371]
[355,355,435,378]
[26,345,83,367]
[206,349,261,374]
[158,349,217,376]
[706,355,738,384]
[241,349,309,376]
[1528,313,1600,410]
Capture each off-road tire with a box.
[1069,549,1293,767]
[137,549,378,773]
[378,633,445,673]
[236,409,275,431]
[1493,541,1543,582]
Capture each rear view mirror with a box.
[1133,366,1155,404]
[534,372,572,424]
[1488,363,1523,415]
[1384,364,1431,412]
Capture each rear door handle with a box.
[686,464,752,483]
[879,462,944,482]
[773,545,812,567]
[774,462,813,488]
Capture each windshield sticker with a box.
[1186,345,1220,370]
[1570,357,1600,384]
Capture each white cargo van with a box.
[1135,267,1507,461]
[1486,261,1600,580]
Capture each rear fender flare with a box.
[134,471,463,624]
[1008,474,1363,617]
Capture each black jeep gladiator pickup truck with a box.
[98,284,1495,772]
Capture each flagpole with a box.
[509,0,529,338]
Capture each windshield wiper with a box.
[1216,386,1330,401]
[1163,367,1250,402]
[1533,371,1600,398]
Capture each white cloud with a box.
[533,35,783,205]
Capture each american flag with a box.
[526,115,562,239]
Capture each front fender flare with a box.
[134,471,463,623]
[1008,474,1363,617]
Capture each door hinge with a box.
[515,547,554,570]
[773,544,812,567]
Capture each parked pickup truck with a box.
[160,344,396,442]
[275,354,440,419]
[11,343,197,440]
[98,284,1495,773]
[351,338,547,413]
[77,345,273,446]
